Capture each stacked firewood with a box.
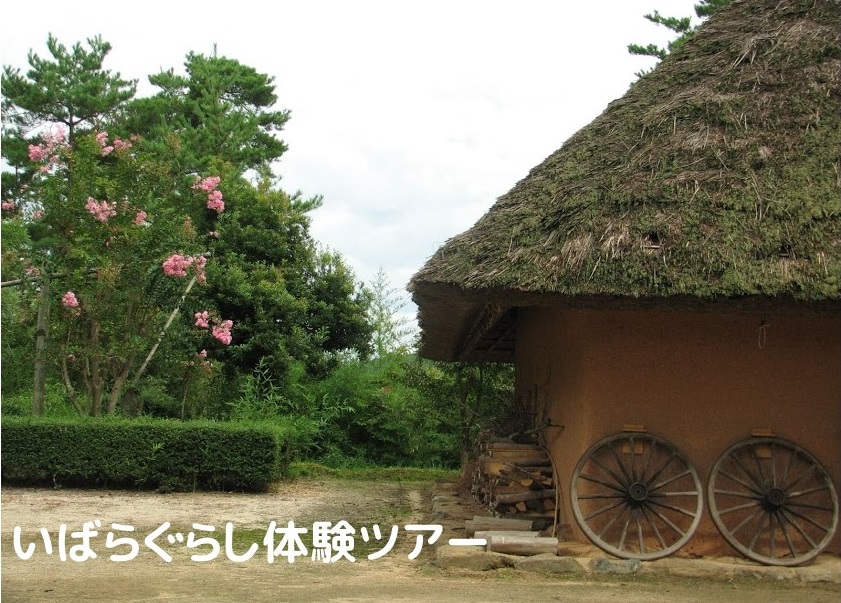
[472,439,556,524]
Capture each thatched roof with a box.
[410,0,841,361]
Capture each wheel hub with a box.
[763,487,787,509]
[628,482,649,504]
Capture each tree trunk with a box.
[32,277,51,416]
[106,358,134,415]
[89,319,103,416]
[59,353,84,416]
[130,274,198,390]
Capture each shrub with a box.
[0,416,291,492]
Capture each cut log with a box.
[486,441,543,450]
[495,488,556,505]
[510,459,552,467]
[474,530,539,541]
[514,502,528,512]
[486,535,559,556]
[465,516,534,535]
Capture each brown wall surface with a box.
[515,305,841,557]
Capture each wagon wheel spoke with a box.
[640,506,666,549]
[708,436,839,566]
[571,432,702,561]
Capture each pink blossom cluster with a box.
[162,253,207,283]
[162,254,193,277]
[212,320,234,345]
[134,210,148,226]
[62,291,79,308]
[85,197,117,223]
[28,125,68,171]
[194,311,234,345]
[193,175,225,214]
[95,131,133,157]
[1,200,15,211]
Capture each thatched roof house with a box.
[411,0,840,362]
[411,0,840,563]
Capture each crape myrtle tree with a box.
[1,120,233,416]
[2,37,373,416]
[1,35,142,414]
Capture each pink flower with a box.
[193,176,221,193]
[101,146,115,156]
[62,291,79,308]
[134,210,148,225]
[206,190,225,213]
[44,125,67,145]
[28,127,69,165]
[162,254,194,277]
[32,209,45,220]
[28,145,47,161]
[1,200,15,211]
[96,131,109,146]
[194,311,210,329]
[85,197,117,223]
[113,138,132,151]
[212,324,233,345]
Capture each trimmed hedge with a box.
[1,417,288,492]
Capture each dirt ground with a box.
[2,478,839,603]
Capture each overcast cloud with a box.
[1,0,701,328]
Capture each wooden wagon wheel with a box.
[570,432,703,560]
[708,436,839,566]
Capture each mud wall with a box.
[515,305,841,557]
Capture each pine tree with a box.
[628,1,731,76]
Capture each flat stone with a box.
[641,557,737,580]
[513,554,586,574]
[435,545,513,571]
[590,557,642,575]
[641,554,841,584]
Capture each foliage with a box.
[202,180,373,383]
[0,415,290,491]
[628,0,731,76]
[1,35,519,472]
[367,268,415,357]
[1,34,136,143]
[288,462,459,481]
[403,360,516,465]
[124,50,289,176]
[2,37,372,419]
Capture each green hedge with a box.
[1,417,289,492]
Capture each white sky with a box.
[1,0,701,328]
